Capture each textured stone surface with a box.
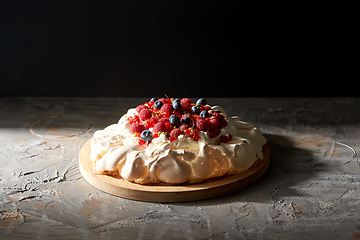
[1,97,360,239]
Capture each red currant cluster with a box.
[127,97,232,145]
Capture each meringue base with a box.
[79,139,270,202]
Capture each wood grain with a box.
[79,139,270,202]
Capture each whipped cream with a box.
[90,105,267,184]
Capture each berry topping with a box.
[126,96,230,144]
[208,126,221,138]
[202,105,211,111]
[181,116,191,124]
[158,118,169,124]
[130,123,146,134]
[172,100,182,110]
[220,133,232,143]
[141,130,153,141]
[160,103,174,114]
[212,112,224,119]
[144,118,156,128]
[200,110,209,119]
[180,98,193,105]
[191,105,201,115]
[170,128,182,138]
[195,118,208,131]
[184,128,200,141]
[169,115,180,126]
[165,121,173,133]
[209,117,222,128]
[139,108,152,121]
[196,98,207,105]
[152,122,166,134]
[136,105,147,115]
[181,102,193,113]
[221,119,228,128]
[128,114,140,124]
[154,101,163,109]
[180,124,188,131]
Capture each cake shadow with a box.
[171,133,321,206]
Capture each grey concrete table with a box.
[1,97,360,240]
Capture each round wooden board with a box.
[79,139,270,202]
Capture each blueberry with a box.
[214,110,222,113]
[181,116,191,124]
[150,97,157,102]
[140,130,153,141]
[173,98,180,103]
[172,101,182,110]
[196,98,207,105]
[191,105,201,115]
[169,115,180,126]
[200,110,209,119]
[154,101,163,109]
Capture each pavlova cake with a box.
[90,97,268,184]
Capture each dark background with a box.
[0,1,347,97]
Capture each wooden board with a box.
[79,139,270,202]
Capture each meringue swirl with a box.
[90,106,267,184]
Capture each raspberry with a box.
[170,128,182,138]
[152,122,168,134]
[213,112,225,120]
[136,105,147,115]
[129,123,146,134]
[181,102,192,113]
[173,109,183,116]
[208,126,221,138]
[180,98,193,105]
[139,109,152,121]
[160,103,174,114]
[202,105,211,111]
[180,124,188,131]
[157,98,166,104]
[158,118,169,124]
[195,118,208,131]
[221,119,228,128]
[209,117,222,128]
[165,122,173,133]
[220,133,232,143]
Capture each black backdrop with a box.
[0,1,344,97]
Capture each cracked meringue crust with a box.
[90,105,268,185]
